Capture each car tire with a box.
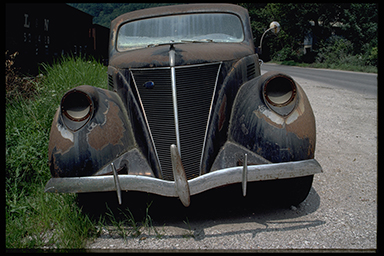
[248,175,314,207]
[272,175,314,207]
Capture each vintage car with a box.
[45,3,322,207]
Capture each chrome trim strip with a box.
[129,62,223,72]
[111,162,122,205]
[45,159,322,204]
[130,70,163,176]
[169,46,181,156]
[242,153,248,197]
[199,62,222,175]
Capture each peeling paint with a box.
[57,122,73,142]
[286,97,305,125]
[87,101,125,151]
[48,109,74,156]
[285,86,316,142]
[254,105,284,128]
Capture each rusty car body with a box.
[45,3,322,207]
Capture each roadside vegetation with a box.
[241,3,377,73]
[269,35,377,73]
[6,54,107,249]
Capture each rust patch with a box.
[218,94,227,131]
[48,109,74,156]
[87,101,125,151]
[285,86,316,141]
[285,85,316,157]
[253,84,315,146]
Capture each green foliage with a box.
[6,56,107,249]
[314,35,377,72]
[272,46,299,62]
[316,36,353,63]
[368,47,378,66]
[68,3,179,28]
[238,3,377,70]
[104,202,162,240]
[340,3,378,55]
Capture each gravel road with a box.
[84,65,377,252]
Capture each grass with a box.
[182,217,195,239]
[104,202,165,240]
[6,56,108,249]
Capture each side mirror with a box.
[258,21,281,55]
[269,21,281,34]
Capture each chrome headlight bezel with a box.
[60,89,93,131]
[262,74,297,116]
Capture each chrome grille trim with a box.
[199,62,222,175]
[131,62,221,180]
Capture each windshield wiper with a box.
[147,40,185,48]
[147,39,214,48]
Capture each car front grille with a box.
[131,63,221,180]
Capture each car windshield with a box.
[117,13,244,51]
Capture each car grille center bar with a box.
[169,44,181,157]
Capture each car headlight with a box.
[262,74,297,115]
[61,89,93,130]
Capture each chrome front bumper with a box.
[45,145,322,207]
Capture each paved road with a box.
[261,63,377,96]
[86,64,377,252]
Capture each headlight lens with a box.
[262,74,297,116]
[263,75,296,107]
[61,90,92,121]
[60,89,93,131]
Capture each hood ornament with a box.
[143,81,155,89]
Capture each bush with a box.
[271,46,302,62]
[316,36,352,64]
[269,34,377,73]
[313,35,377,72]
[367,46,378,66]
[5,51,41,103]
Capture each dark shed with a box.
[6,3,109,74]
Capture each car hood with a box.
[109,42,254,69]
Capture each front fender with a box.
[48,85,142,177]
[229,71,316,163]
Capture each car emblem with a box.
[143,81,155,89]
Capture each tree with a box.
[340,3,378,55]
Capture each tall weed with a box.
[6,56,107,249]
